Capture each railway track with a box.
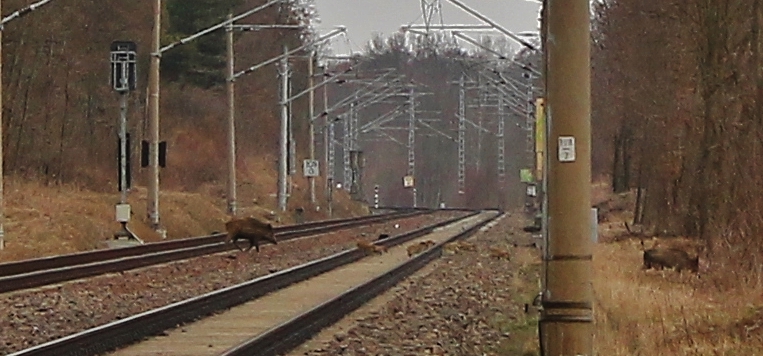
[0,210,428,295]
[8,210,500,356]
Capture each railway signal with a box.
[374,184,380,209]
[110,40,141,244]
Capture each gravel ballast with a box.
[0,211,465,354]
[290,212,543,356]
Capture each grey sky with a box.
[312,0,542,55]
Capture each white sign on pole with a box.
[526,184,537,197]
[403,175,415,188]
[303,159,320,177]
[558,136,576,162]
[116,203,131,223]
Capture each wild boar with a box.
[443,242,460,254]
[643,248,699,273]
[357,241,387,255]
[406,240,436,257]
[225,216,278,252]
[489,247,510,260]
[443,240,475,254]
[455,241,477,251]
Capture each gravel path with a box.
[290,212,543,356]
[0,211,465,354]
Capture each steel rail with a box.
[0,210,431,294]
[7,211,481,356]
[222,211,504,356]
[0,210,416,277]
[374,206,495,213]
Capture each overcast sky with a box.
[312,0,542,55]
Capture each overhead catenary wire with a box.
[159,0,284,53]
[2,0,55,25]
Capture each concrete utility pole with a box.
[0,0,4,250]
[147,0,163,237]
[308,51,316,203]
[457,75,466,195]
[539,0,594,354]
[288,71,296,179]
[226,13,237,216]
[278,45,290,212]
[323,74,331,199]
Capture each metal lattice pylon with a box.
[328,122,335,182]
[457,75,466,195]
[351,99,359,151]
[476,75,485,170]
[343,117,351,191]
[407,89,416,178]
[526,74,535,167]
[497,94,506,183]
[420,0,444,33]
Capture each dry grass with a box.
[594,240,763,355]
[0,160,368,263]
[594,182,763,355]
[494,246,543,356]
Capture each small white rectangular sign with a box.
[558,136,576,162]
[526,185,537,197]
[403,175,415,188]
[303,159,320,177]
[116,203,131,223]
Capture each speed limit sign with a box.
[303,159,320,177]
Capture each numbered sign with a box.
[303,159,320,177]
[558,136,576,162]
[526,184,537,197]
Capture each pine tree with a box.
[162,0,243,88]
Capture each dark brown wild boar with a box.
[225,217,277,252]
[643,248,699,273]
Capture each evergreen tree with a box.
[162,0,243,88]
